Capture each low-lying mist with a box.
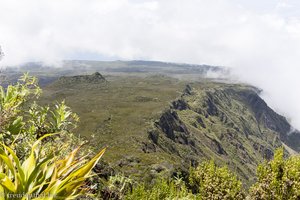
[1,0,300,129]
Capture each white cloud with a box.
[1,0,300,129]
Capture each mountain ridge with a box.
[146,82,299,185]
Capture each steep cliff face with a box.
[237,89,300,151]
[149,82,300,184]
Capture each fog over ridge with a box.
[1,0,300,129]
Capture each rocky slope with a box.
[146,82,300,185]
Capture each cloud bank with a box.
[1,0,300,128]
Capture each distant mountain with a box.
[1,60,228,79]
[52,72,106,86]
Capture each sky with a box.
[1,0,300,129]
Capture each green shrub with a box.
[0,74,82,158]
[125,177,192,200]
[0,74,40,143]
[100,174,133,200]
[125,161,245,200]
[0,75,106,199]
[249,148,300,199]
[189,160,245,200]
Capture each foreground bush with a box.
[0,74,80,152]
[249,148,300,199]
[0,75,106,199]
[125,178,192,200]
[100,174,133,200]
[124,161,245,200]
[0,74,40,142]
[189,160,245,200]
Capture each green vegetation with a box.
[101,174,133,200]
[126,160,245,200]
[1,72,300,199]
[40,74,187,181]
[0,74,40,143]
[0,135,105,199]
[249,148,300,199]
[149,82,300,186]
[189,160,245,199]
[125,153,300,199]
[0,74,79,148]
[0,75,105,199]
[126,178,191,200]
[35,72,300,188]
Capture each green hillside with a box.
[150,82,300,186]
[37,71,300,187]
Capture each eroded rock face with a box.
[205,93,219,116]
[141,142,156,153]
[237,89,300,150]
[148,83,300,185]
[211,139,227,155]
[171,99,190,110]
[157,110,190,144]
[239,90,290,132]
[183,84,193,95]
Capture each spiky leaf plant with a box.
[0,134,105,200]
